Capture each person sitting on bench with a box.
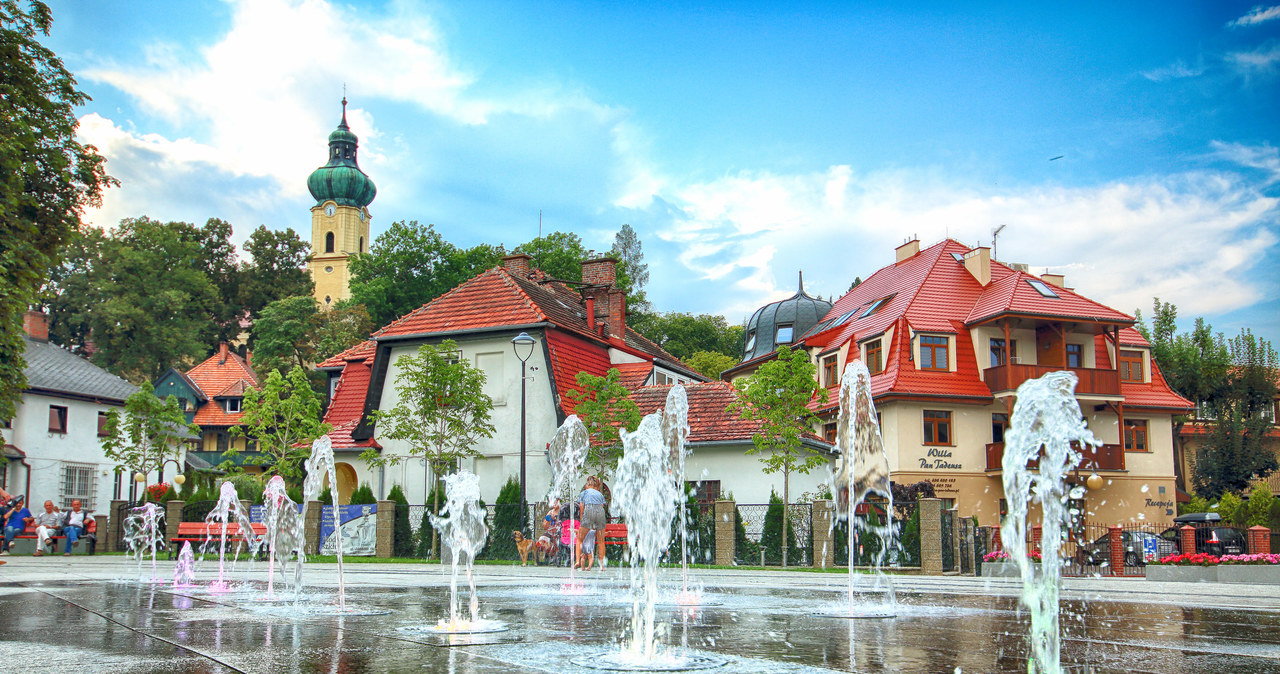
[0,496,30,555]
[32,500,62,557]
[60,500,88,556]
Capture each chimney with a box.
[218,343,229,364]
[502,253,532,276]
[580,257,617,286]
[607,287,626,342]
[1042,273,1065,288]
[963,246,991,286]
[895,238,920,263]
[22,309,48,341]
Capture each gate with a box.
[941,509,955,572]
[958,516,972,574]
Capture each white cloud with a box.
[1227,42,1280,71]
[1209,141,1280,185]
[652,165,1279,321]
[1141,60,1205,82]
[1228,5,1280,27]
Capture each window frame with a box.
[775,323,794,344]
[744,331,756,353]
[97,411,110,438]
[1124,418,1149,452]
[989,338,1017,367]
[991,412,1009,444]
[822,355,838,387]
[1066,343,1083,368]
[823,422,837,443]
[865,339,883,374]
[61,462,97,512]
[225,398,242,414]
[922,409,953,446]
[1119,350,1144,383]
[919,335,949,371]
[324,231,335,253]
[48,405,68,433]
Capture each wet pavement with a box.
[1,556,1278,673]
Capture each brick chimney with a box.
[607,288,626,342]
[581,257,617,286]
[580,257,625,341]
[22,309,48,341]
[1042,273,1065,288]
[963,246,991,286]
[895,238,920,263]
[218,342,229,364]
[502,253,532,276]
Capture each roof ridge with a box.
[895,239,958,330]
[497,267,551,323]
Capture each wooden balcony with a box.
[984,364,1121,397]
[985,442,1125,473]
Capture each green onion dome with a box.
[307,98,377,208]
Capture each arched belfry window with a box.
[325,231,335,253]
[359,236,364,253]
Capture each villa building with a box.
[726,238,1193,528]
[154,343,262,472]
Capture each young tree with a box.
[0,0,115,418]
[100,382,198,485]
[686,351,737,381]
[733,345,824,566]
[567,368,641,477]
[611,223,650,312]
[1194,330,1279,497]
[228,367,330,479]
[359,340,496,558]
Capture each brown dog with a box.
[513,530,536,566]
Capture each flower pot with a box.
[981,561,1037,578]
[1145,565,1218,583]
[1218,565,1280,584]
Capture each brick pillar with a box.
[1108,525,1124,576]
[1031,524,1042,554]
[1248,526,1271,555]
[92,514,108,554]
[108,499,127,551]
[376,500,394,558]
[1179,525,1197,556]
[305,501,322,554]
[991,525,1003,553]
[713,500,735,566]
[812,499,834,568]
[165,500,184,546]
[919,498,943,575]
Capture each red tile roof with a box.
[318,340,377,369]
[187,344,259,427]
[321,343,381,450]
[966,270,1133,326]
[631,381,830,447]
[1122,356,1194,411]
[614,362,653,390]
[546,329,612,417]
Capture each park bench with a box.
[9,520,97,555]
[168,521,268,559]
[603,522,628,548]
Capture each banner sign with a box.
[319,504,378,556]
[248,504,303,522]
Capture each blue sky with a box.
[46,0,1280,345]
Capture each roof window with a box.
[744,331,756,353]
[951,252,965,263]
[860,295,894,318]
[775,324,794,344]
[830,309,858,328]
[1026,279,1060,298]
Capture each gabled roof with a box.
[614,362,653,390]
[155,368,208,402]
[214,379,253,398]
[545,329,612,418]
[186,344,260,427]
[317,340,376,370]
[320,343,381,450]
[966,269,1134,326]
[20,336,138,403]
[631,381,830,448]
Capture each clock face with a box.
[359,209,366,222]
[325,204,336,217]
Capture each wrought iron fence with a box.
[941,509,955,572]
[958,515,973,574]
[733,503,811,566]
[181,500,218,522]
[113,501,142,552]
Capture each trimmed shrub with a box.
[387,484,413,557]
[1246,483,1274,528]
[1217,491,1244,527]
[485,476,523,560]
[760,491,800,565]
[416,485,443,559]
[897,508,921,566]
[349,483,376,505]
[1181,494,1210,516]
[318,486,333,505]
[286,485,303,504]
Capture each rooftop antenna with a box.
[539,210,542,238]
[992,224,1006,261]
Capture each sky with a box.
[45,0,1280,346]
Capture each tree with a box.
[488,476,523,560]
[387,484,413,557]
[515,231,590,282]
[349,221,501,327]
[733,345,824,567]
[239,225,313,324]
[0,0,114,419]
[252,296,319,374]
[312,299,373,361]
[1193,330,1279,497]
[631,312,744,361]
[686,351,736,380]
[359,339,496,558]
[567,368,641,477]
[100,382,198,484]
[611,223,650,312]
[228,367,330,479]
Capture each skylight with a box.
[830,309,858,327]
[859,295,894,318]
[1027,279,1060,298]
[951,252,965,263]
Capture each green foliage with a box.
[252,296,373,375]
[733,505,759,564]
[1247,484,1275,528]
[514,231,590,282]
[286,486,303,504]
[100,382,198,477]
[897,508,921,566]
[568,368,641,476]
[630,312,744,361]
[668,489,715,564]
[349,221,501,327]
[311,299,373,363]
[160,485,178,502]
[318,486,333,505]
[486,476,523,560]
[349,483,376,505]
[610,223,649,312]
[0,0,115,419]
[229,367,329,479]
[1181,494,1211,516]
[685,351,737,381]
[387,484,413,557]
[1217,491,1243,527]
[227,473,263,504]
[760,491,800,565]
[416,485,443,558]
[238,225,313,326]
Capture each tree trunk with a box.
[430,462,440,560]
[782,466,790,568]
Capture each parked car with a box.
[1158,512,1246,556]
[1076,530,1175,567]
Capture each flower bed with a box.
[1148,551,1280,583]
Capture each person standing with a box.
[575,476,607,569]
[32,500,62,557]
[0,496,30,555]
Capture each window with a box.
[225,398,241,413]
[989,338,1017,367]
[61,463,96,511]
[1124,419,1148,452]
[48,405,68,433]
[920,335,949,371]
[685,480,721,504]
[97,411,110,437]
[1027,279,1059,298]
[831,310,858,327]
[992,413,1008,444]
[923,410,952,445]
[359,236,364,253]
[1119,350,1144,382]
[824,422,837,443]
[860,295,893,318]
[1066,343,1083,368]
[216,432,230,454]
[1,418,10,428]
[325,231,335,253]
[866,339,883,374]
[744,331,756,353]
[178,398,189,412]
[775,323,794,344]
[822,356,838,387]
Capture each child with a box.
[577,528,597,570]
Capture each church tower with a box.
[306,98,376,308]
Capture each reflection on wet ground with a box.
[1,579,1278,673]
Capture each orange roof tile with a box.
[631,381,829,447]
[614,362,653,390]
[318,340,377,369]
[186,344,260,428]
[546,329,612,417]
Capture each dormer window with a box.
[860,295,894,319]
[775,324,794,344]
[225,398,241,414]
[920,335,949,371]
[1119,350,1144,382]
[744,331,757,353]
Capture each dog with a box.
[513,530,537,566]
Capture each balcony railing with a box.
[984,364,1121,396]
[985,442,1125,472]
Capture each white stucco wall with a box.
[684,442,832,505]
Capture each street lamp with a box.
[511,331,537,531]
[160,459,186,491]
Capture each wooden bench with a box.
[168,521,268,559]
[8,521,97,555]
[603,522,628,547]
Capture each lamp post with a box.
[160,459,187,492]
[511,332,537,532]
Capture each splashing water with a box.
[830,360,896,617]
[262,476,303,599]
[123,502,164,583]
[172,541,196,587]
[1001,371,1096,674]
[301,436,345,609]
[427,470,505,632]
[204,481,259,592]
[660,385,693,596]
[547,415,589,585]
